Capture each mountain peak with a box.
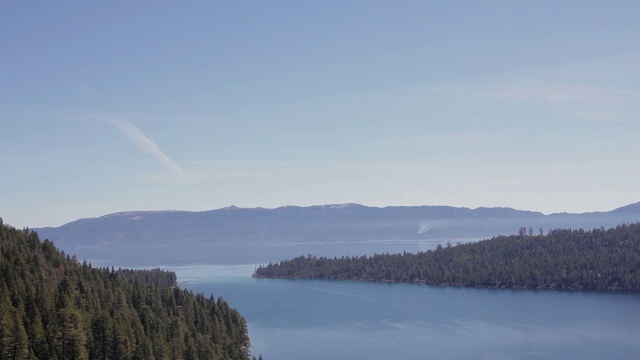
[319,203,363,209]
[222,205,241,210]
[611,201,640,214]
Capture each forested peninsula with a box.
[254,223,640,292]
[0,219,254,360]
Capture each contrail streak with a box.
[106,119,186,177]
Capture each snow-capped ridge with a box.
[320,203,363,209]
[98,210,189,221]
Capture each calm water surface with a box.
[174,264,640,360]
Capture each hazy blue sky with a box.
[2,1,639,228]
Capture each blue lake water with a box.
[172,264,640,360]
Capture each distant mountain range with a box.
[35,202,640,265]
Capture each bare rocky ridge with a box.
[35,202,640,265]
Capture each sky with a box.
[1,1,639,228]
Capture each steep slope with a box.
[0,218,252,359]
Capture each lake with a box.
[172,264,640,360]
[89,238,639,359]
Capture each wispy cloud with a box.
[410,54,640,115]
[105,119,186,177]
[417,82,637,104]
[485,84,637,103]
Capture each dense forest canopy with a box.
[0,218,254,360]
[255,223,640,292]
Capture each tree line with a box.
[254,223,640,292]
[0,218,256,360]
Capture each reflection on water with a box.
[175,264,640,360]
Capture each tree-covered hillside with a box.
[255,223,640,292]
[0,218,252,359]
